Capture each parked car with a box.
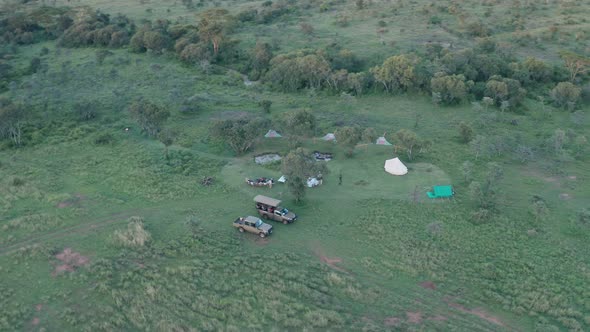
[233,216,273,237]
[254,195,297,224]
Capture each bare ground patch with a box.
[419,281,437,290]
[312,246,348,273]
[406,311,423,324]
[52,248,90,276]
[383,317,401,327]
[445,298,506,327]
[57,193,88,209]
[559,193,572,200]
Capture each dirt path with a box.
[0,210,139,256]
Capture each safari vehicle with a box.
[233,216,273,238]
[254,195,297,224]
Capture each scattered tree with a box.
[559,51,590,82]
[371,54,417,92]
[551,82,581,110]
[210,117,268,155]
[281,148,328,203]
[0,98,25,146]
[458,121,474,143]
[259,99,272,113]
[362,127,377,143]
[128,100,170,137]
[394,129,426,160]
[158,128,175,160]
[198,9,234,55]
[285,109,316,137]
[430,73,469,104]
[335,126,361,157]
[460,161,474,183]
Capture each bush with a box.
[113,216,151,247]
[94,133,114,145]
[551,82,581,110]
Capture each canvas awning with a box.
[384,157,408,175]
[254,195,281,207]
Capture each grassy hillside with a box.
[1,0,589,331]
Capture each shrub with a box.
[551,82,581,110]
[94,133,114,145]
[113,216,151,247]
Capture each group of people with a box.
[245,177,275,188]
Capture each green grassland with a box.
[1,0,590,331]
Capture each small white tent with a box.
[384,157,408,176]
[264,130,282,138]
[376,136,392,145]
[322,133,336,141]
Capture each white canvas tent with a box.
[322,133,336,141]
[264,130,282,138]
[376,136,392,145]
[384,157,408,175]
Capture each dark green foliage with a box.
[458,121,475,143]
[0,98,25,146]
[335,126,361,157]
[94,132,115,145]
[73,101,99,121]
[59,11,132,48]
[551,82,581,110]
[281,147,328,202]
[259,99,272,113]
[158,128,175,160]
[267,51,331,91]
[284,108,316,137]
[210,116,268,154]
[431,73,469,105]
[128,100,170,137]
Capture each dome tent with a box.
[384,157,408,175]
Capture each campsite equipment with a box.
[384,157,408,175]
[233,216,273,237]
[278,176,286,183]
[427,185,454,198]
[264,130,282,138]
[254,195,297,224]
[245,177,274,187]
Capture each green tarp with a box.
[427,185,454,198]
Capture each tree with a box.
[470,135,487,160]
[551,82,581,110]
[198,9,234,55]
[458,121,474,143]
[460,161,474,183]
[143,30,171,54]
[484,76,526,109]
[371,54,417,92]
[250,42,273,73]
[0,99,25,146]
[259,100,272,113]
[128,100,170,137]
[362,127,377,143]
[95,50,113,65]
[281,148,328,203]
[158,128,175,160]
[394,129,424,160]
[430,73,469,104]
[300,23,314,36]
[469,162,503,209]
[559,51,590,82]
[210,117,268,155]
[285,109,316,137]
[530,197,548,222]
[335,126,361,157]
[346,72,370,96]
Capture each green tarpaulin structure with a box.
[427,185,454,198]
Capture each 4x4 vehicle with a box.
[254,195,297,224]
[233,216,273,238]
